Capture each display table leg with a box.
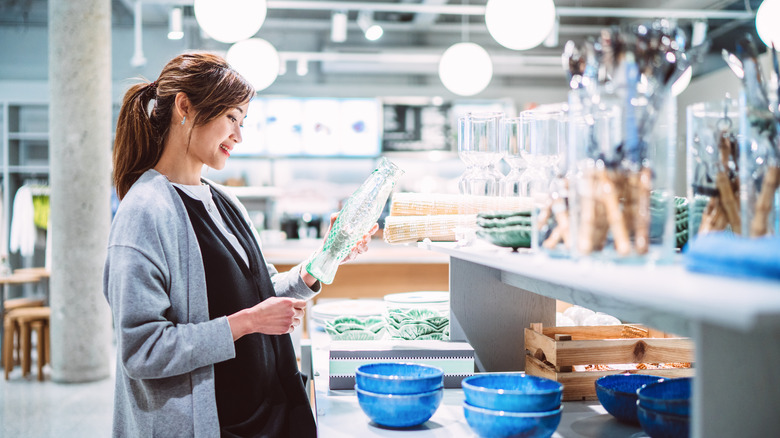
[449,257,555,372]
[693,322,780,437]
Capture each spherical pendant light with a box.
[226,38,280,91]
[756,0,780,50]
[438,42,493,96]
[194,0,267,43]
[485,0,556,51]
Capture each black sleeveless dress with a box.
[175,186,317,438]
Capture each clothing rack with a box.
[23,180,49,196]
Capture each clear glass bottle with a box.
[306,157,403,284]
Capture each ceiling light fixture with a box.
[485,0,556,51]
[296,58,309,76]
[331,10,348,43]
[167,7,184,40]
[194,0,267,43]
[357,10,383,41]
[439,42,493,96]
[691,20,708,47]
[756,0,780,50]
[226,38,280,91]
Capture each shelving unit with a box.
[422,240,780,438]
[0,101,50,274]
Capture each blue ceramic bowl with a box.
[355,362,444,395]
[463,402,562,438]
[595,374,664,424]
[355,385,443,428]
[637,404,690,438]
[462,373,563,412]
[637,377,692,416]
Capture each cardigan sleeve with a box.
[104,244,236,380]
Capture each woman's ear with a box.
[174,92,191,124]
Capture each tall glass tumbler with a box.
[499,116,527,197]
[458,112,504,197]
[686,97,740,241]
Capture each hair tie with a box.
[148,80,158,92]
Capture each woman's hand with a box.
[326,212,379,264]
[299,213,380,287]
[228,297,306,340]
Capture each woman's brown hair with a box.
[113,52,255,199]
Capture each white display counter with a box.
[421,241,780,438]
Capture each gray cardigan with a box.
[103,170,319,437]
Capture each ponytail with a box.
[113,52,255,200]
[113,81,164,199]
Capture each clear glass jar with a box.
[686,97,741,240]
[738,91,780,237]
[567,86,677,264]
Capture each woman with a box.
[104,52,375,437]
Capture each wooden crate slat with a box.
[554,338,694,366]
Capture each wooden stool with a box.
[3,307,50,381]
[1,298,45,367]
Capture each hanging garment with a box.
[33,194,50,230]
[10,186,36,257]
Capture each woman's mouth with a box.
[220,144,231,156]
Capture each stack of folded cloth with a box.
[684,231,780,280]
[383,192,533,244]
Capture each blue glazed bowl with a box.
[462,373,563,412]
[595,373,665,424]
[637,377,692,416]
[355,362,444,395]
[355,385,443,428]
[463,402,562,438]
[637,404,690,438]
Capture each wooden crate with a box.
[524,323,694,401]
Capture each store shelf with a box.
[421,241,780,335]
[308,326,646,438]
[8,132,48,141]
[8,165,49,174]
[420,240,780,438]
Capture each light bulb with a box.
[485,0,556,51]
[439,42,493,96]
[226,38,280,91]
[756,0,780,50]
[194,0,267,44]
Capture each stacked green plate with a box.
[385,308,450,341]
[325,316,386,341]
[649,193,689,249]
[475,210,533,251]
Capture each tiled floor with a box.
[1,358,114,437]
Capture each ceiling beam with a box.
[138,1,756,20]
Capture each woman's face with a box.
[189,102,250,170]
